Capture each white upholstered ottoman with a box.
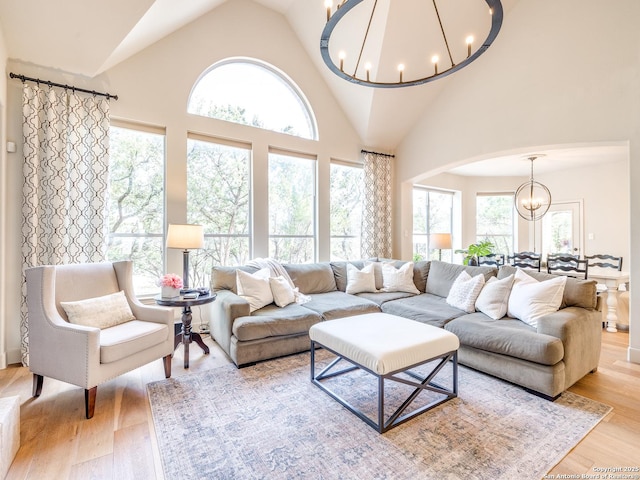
[309,312,459,433]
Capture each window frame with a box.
[412,186,455,262]
[329,158,364,261]
[475,192,517,255]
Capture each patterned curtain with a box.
[20,83,111,366]
[361,151,393,259]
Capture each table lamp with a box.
[167,224,204,289]
[430,233,452,261]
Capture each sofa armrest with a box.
[537,306,602,388]
[209,290,250,356]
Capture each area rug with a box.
[147,351,611,480]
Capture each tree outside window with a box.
[330,162,363,260]
[476,193,515,255]
[269,152,316,263]
[187,138,251,287]
[413,187,454,262]
[106,126,165,295]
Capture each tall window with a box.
[188,58,318,140]
[187,136,251,286]
[106,125,165,295]
[413,187,454,262]
[269,151,316,263]
[476,193,515,255]
[330,161,363,260]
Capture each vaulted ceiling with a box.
[0,0,519,150]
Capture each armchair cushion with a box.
[99,320,169,364]
[60,291,134,329]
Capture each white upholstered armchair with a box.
[25,261,174,419]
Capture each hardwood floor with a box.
[1,331,639,479]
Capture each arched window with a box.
[188,58,318,140]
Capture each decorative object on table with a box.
[321,0,503,88]
[514,155,552,221]
[429,232,452,261]
[455,240,493,266]
[158,273,183,299]
[147,350,611,480]
[166,223,204,289]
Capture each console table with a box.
[587,268,629,333]
[155,293,217,368]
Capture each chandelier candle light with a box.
[321,0,503,88]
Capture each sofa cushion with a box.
[331,260,429,293]
[475,274,515,320]
[301,291,380,320]
[444,313,564,366]
[381,293,466,328]
[498,265,597,310]
[236,268,274,312]
[211,265,259,293]
[446,271,485,313]
[507,269,567,328]
[356,291,416,307]
[380,261,420,294]
[233,303,323,342]
[425,261,497,298]
[284,263,337,294]
[345,263,377,294]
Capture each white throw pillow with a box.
[345,263,377,294]
[475,274,515,320]
[446,271,486,313]
[61,290,135,329]
[237,268,273,312]
[269,276,296,308]
[380,262,420,294]
[507,269,567,327]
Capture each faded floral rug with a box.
[147,351,610,480]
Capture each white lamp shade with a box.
[167,224,204,249]
[430,233,452,250]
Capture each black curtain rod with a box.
[361,149,395,158]
[9,72,118,101]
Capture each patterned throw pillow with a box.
[446,271,486,313]
[61,291,135,329]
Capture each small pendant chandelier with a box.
[321,0,503,88]
[514,155,552,221]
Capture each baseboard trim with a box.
[628,345,640,365]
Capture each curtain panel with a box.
[20,84,111,366]
[361,151,393,259]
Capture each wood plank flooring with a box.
[1,331,638,479]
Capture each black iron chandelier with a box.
[320,0,504,88]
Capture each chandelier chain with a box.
[354,0,379,76]
[432,0,454,67]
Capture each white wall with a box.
[1,0,363,365]
[396,0,640,362]
[420,159,630,263]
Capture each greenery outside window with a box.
[330,160,363,260]
[413,187,454,262]
[188,58,318,140]
[106,124,165,295]
[187,135,251,286]
[269,150,317,263]
[476,193,516,255]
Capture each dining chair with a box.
[507,252,541,271]
[478,253,505,267]
[584,254,625,328]
[547,255,589,280]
